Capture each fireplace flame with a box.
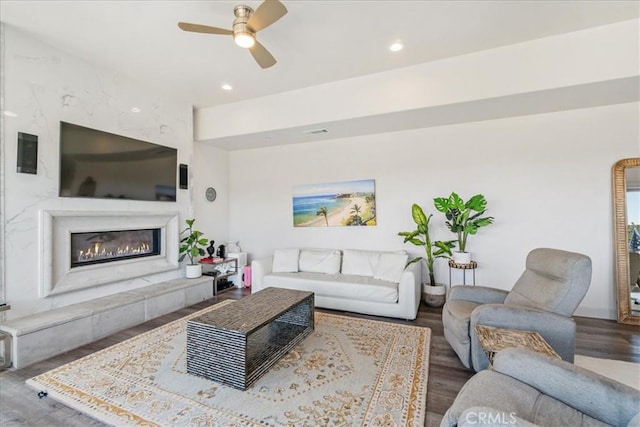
[71,228,159,268]
[76,241,153,263]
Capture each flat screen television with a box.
[59,122,177,201]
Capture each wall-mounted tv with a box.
[59,122,177,201]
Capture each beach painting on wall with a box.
[293,179,377,227]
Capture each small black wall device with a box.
[17,132,38,174]
[179,164,188,189]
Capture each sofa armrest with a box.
[448,285,509,304]
[398,261,421,320]
[250,256,273,292]
[493,348,640,427]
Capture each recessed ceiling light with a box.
[221,84,233,91]
[131,107,141,113]
[389,42,404,52]
[3,110,18,117]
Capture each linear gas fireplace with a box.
[40,210,180,297]
[71,229,161,268]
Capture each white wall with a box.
[0,25,197,319]
[228,102,640,319]
[191,142,230,249]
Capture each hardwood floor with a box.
[1,289,638,427]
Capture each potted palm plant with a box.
[433,192,494,264]
[178,218,208,278]
[398,204,456,307]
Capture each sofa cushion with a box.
[342,249,382,277]
[272,248,300,273]
[374,252,409,283]
[263,272,398,303]
[299,249,341,274]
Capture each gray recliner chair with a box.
[441,348,640,427]
[443,248,592,372]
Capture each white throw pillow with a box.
[374,252,409,283]
[341,249,383,277]
[272,248,300,273]
[299,249,341,274]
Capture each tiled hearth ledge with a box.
[0,276,213,369]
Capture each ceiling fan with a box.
[178,0,287,69]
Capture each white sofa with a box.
[251,248,421,320]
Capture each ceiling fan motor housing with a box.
[233,5,256,47]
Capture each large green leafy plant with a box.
[398,204,456,286]
[178,219,208,265]
[433,192,494,253]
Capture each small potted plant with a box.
[433,192,494,264]
[178,218,208,278]
[398,204,456,307]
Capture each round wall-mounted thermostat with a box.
[205,187,217,202]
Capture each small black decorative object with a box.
[206,240,215,258]
[217,244,226,259]
[17,132,38,174]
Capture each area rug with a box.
[26,301,431,426]
[575,355,640,390]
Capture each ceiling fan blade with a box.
[249,40,277,69]
[247,0,287,32]
[178,22,233,36]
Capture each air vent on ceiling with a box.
[302,128,328,135]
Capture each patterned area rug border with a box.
[27,300,431,426]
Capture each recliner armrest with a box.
[448,285,509,304]
[493,348,640,427]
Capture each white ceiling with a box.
[2,0,639,110]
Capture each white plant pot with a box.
[422,283,447,308]
[185,264,202,279]
[452,251,472,264]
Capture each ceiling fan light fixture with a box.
[234,31,255,48]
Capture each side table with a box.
[200,257,238,295]
[475,325,560,365]
[449,260,477,286]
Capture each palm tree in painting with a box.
[349,204,364,226]
[316,206,329,226]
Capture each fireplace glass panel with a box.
[71,229,160,268]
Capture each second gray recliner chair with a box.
[443,248,592,372]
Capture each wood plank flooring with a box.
[1,288,639,427]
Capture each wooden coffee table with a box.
[186,287,314,390]
[475,325,560,364]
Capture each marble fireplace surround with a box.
[40,210,180,297]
